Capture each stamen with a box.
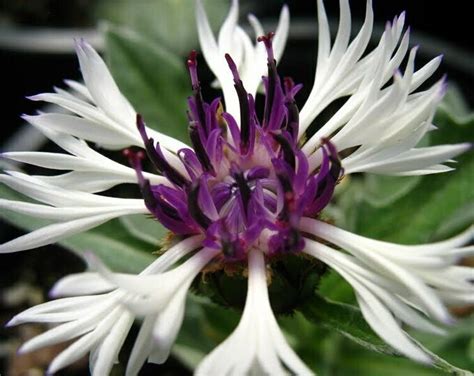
[189,123,214,174]
[187,51,207,136]
[136,114,189,188]
[225,53,250,154]
[232,170,252,212]
[187,181,212,229]
[283,77,300,141]
[224,53,240,82]
[321,138,343,181]
[274,162,295,223]
[123,147,160,213]
[273,133,296,170]
[258,32,279,129]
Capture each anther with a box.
[225,53,250,153]
[273,133,296,170]
[187,181,212,229]
[258,32,279,129]
[136,114,189,188]
[233,171,252,211]
[282,78,300,141]
[189,123,214,174]
[187,51,208,137]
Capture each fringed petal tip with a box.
[5,315,20,328]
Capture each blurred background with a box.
[1,0,472,375]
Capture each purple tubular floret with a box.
[187,51,208,136]
[136,114,189,188]
[187,181,212,229]
[283,77,302,141]
[259,32,281,130]
[178,148,203,180]
[273,132,296,170]
[189,123,214,174]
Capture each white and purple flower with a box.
[1,0,473,375]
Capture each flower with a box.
[1,0,473,374]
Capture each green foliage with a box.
[300,294,473,375]
[104,24,190,142]
[96,0,227,56]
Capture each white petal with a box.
[88,247,219,316]
[149,287,188,364]
[3,151,99,171]
[23,113,136,148]
[7,296,103,324]
[19,299,116,353]
[50,272,116,297]
[304,219,452,322]
[345,144,470,175]
[357,292,431,363]
[142,235,205,274]
[126,314,157,376]
[0,172,144,207]
[64,79,93,101]
[75,40,136,129]
[304,240,432,362]
[91,312,134,376]
[0,211,140,253]
[0,199,145,221]
[196,250,313,376]
[48,307,123,374]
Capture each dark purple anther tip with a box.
[225,53,240,82]
[188,180,212,229]
[136,113,149,141]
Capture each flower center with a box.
[128,33,342,263]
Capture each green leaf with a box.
[411,316,474,372]
[438,84,473,121]
[300,294,473,375]
[299,293,397,356]
[330,342,444,376]
[0,184,154,273]
[104,24,190,142]
[317,270,355,303]
[95,0,228,56]
[119,213,167,246]
[362,174,421,208]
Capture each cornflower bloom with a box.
[1,0,472,374]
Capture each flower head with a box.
[130,34,342,265]
[1,0,472,374]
